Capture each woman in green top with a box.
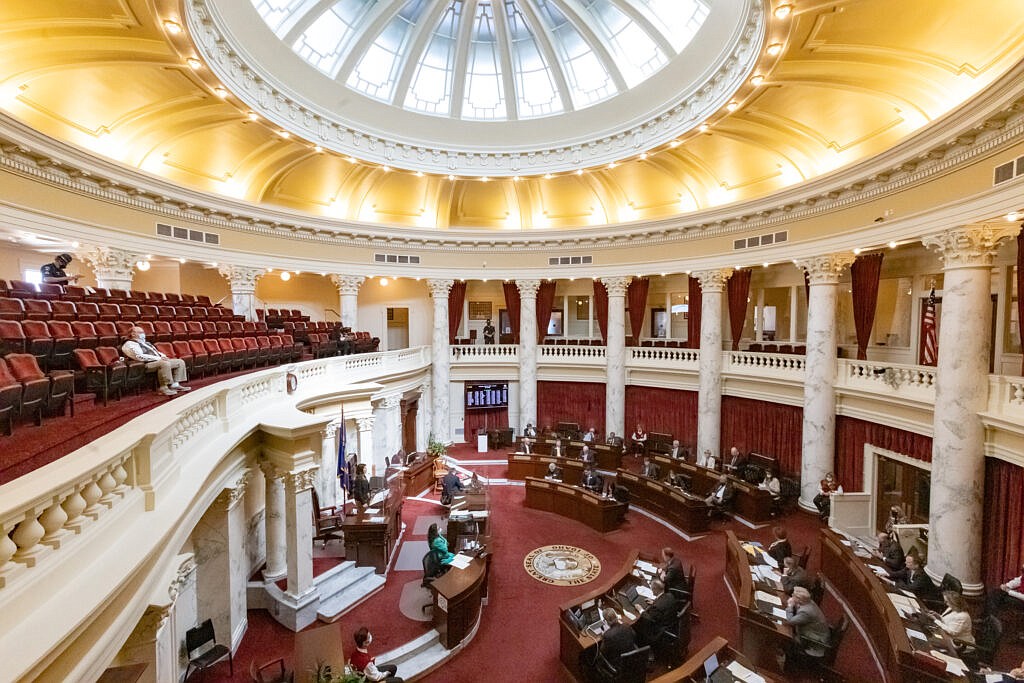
[427,523,454,565]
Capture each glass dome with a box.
[251,0,710,121]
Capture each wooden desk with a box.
[650,455,775,524]
[724,531,795,675]
[343,481,403,573]
[508,453,584,482]
[649,635,777,682]
[400,454,436,495]
[819,528,962,682]
[614,470,710,534]
[524,477,627,533]
[431,554,489,649]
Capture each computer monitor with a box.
[703,652,720,676]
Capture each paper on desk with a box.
[363,507,380,515]
[755,590,782,606]
[636,586,655,600]
[905,627,927,641]
[928,650,968,676]
[368,516,386,523]
[471,510,488,518]
[988,675,1007,683]
[760,553,779,570]
[635,560,658,574]
[726,660,766,683]
[771,607,788,620]
[448,553,473,569]
[870,564,889,576]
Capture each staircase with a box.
[315,561,387,622]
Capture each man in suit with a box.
[440,467,463,505]
[523,422,537,439]
[641,455,660,479]
[635,579,678,645]
[785,586,831,660]
[582,427,596,443]
[519,436,533,454]
[580,444,595,464]
[581,464,603,493]
[606,432,624,450]
[872,532,905,571]
[704,474,734,514]
[725,446,745,476]
[545,462,563,480]
[659,547,686,593]
[889,554,936,599]
[598,609,637,664]
[667,439,684,460]
[552,438,566,458]
[781,556,813,595]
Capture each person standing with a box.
[440,467,463,505]
[121,326,191,396]
[482,319,495,345]
[350,627,404,682]
[767,526,792,567]
[40,253,81,285]
[352,463,371,507]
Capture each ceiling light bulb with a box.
[210,262,218,268]
[136,260,151,271]
[670,140,680,148]
[575,169,583,175]
[414,171,424,177]
[381,165,391,172]
[280,271,291,281]
[608,162,618,169]
[766,43,783,56]
[213,87,228,98]
[750,75,764,86]
[544,173,553,180]
[853,247,862,255]
[346,156,357,164]
[186,58,202,70]
[178,257,187,264]
[380,277,390,286]
[247,112,259,121]
[888,241,898,249]
[276,130,290,139]
[774,4,794,19]
[481,176,490,182]
[1007,211,1023,222]
[698,123,709,133]
[512,175,521,182]
[163,20,183,34]
[447,174,456,181]
[763,262,770,268]
[726,101,739,111]
[266,267,273,273]
[313,145,323,153]
[639,152,648,160]
[71,241,80,248]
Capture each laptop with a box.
[616,585,640,613]
[702,652,735,682]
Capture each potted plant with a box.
[311,661,363,683]
[427,434,447,460]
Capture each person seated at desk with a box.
[440,466,464,506]
[929,590,975,646]
[583,427,596,443]
[606,432,624,450]
[813,472,840,521]
[580,464,603,493]
[427,523,455,566]
[630,423,648,456]
[665,471,690,491]
[760,470,781,499]
[724,446,745,476]
[352,463,371,507]
[872,531,905,571]
[580,444,595,465]
[987,562,1024,617]
[781,556,813,595]
[667,439,684,460]
[659,547,686,593]
[640,455,659,479]
[523,422,537,439]
[888,554,936,599]
[598,608,637,664]
[519,436,534,454]
[697,449,717,470]
[545,462,563,481]
[704,474,734,515]
[767,525,791,566]
[635,579,678,646]
[465,472,485,493]
[350,627,404,683]
[552,437,567,458]
[785,586,831,661]
[979,659,1024,682]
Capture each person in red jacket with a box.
[349,627,403,682]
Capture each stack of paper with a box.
[888,593,920,618]
[727,660,766,682]
[760,553,779,570]
[449,553,473,570]
[755,590,782,606]
[636,586,655,600]
[928,650,968,676]
[635,560,658,574]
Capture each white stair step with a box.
[382,630,440,664]
[316,569,386,621]
[393,639,450,681]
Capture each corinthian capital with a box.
[921,224,1020,269]
[284,467,318,493]
[795,254,855,285]
[427,279,453,299]
[330,274,365,295]
[77,246,142,279]
[691,268,733,293]
[599,276,631,297]
[356,416,376,432]
[516,279,541,298]
[218,265,265,291]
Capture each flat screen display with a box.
[465,382,508,410]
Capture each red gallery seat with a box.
[191,306,209,320]
[124,290,145,305]
[201,321,218,338]
[37,283,64,301]
[185,321,204,340]
[229,321,245,337]
[51,300,77,321]
[132,304,154,321]
[202,339,227,374]
[95,346,148,394]
[115,321,136,343]
[196,295,213,306]
[169,321,189,341]
[4,352,74,420]
[46,321,77,370]
[97,303,121,321]
[171,340,201,377]
[93,321,120,347]
[157,305,177,321]
[180,340,208,378]
[241,321,257,337]
[232,337,257,368]
[62,285,87,302]
[0,297,26,321]
[151,320,173,343]
[84,288,110,303]
[257,336,279,365]
[107,289,129,302]
[218,338,244,370]
[173,306,193,319]
[281,333,303,362]
[215,321,232,338]
[247,336,268,366]
[9,280,41,299]
[145,291,165,303]
[0,320,28,356]
[181,293,196,304]
[0,358,23,435]
[164,293,182,304]
[73,348,126,406]
[23,299,53,321]
[70,321,99,349]
[19,320,57,371]
[0,280,10,297]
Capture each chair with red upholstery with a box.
[93,321,119,347]
[232,337,257,368]
[182,340,208,378]
[23,299,53,321]
[291,309,310,322]
[266,335,285,364]
[124,290,145,305]
[196,295,213,306]
[307,333,326,359]
[19,320,56,371]
[0,297,27,321]
[97,302,121,321]
[218,338,244,370]
[0,320,27,356]
[181,293,196,304]
[256,309,266,322]
[62,285,87,302]
[5,352,74,419]
[37,283,64,301]
[185,321,204,339]
[191,306,208,320]
[255,321,269,335]
[226,308,245,322]
[154,341,179,364]
[170,321,189,341]
[46,321,77,370]
[70,321,99,350]
[265,309,283,327]
[173,306,193,320]
[281,333,303,362]
[215,321,232,338]
[205,306,224,321]
[164,293,182,304]
[9,280,40,299]
[229,321,245,337]
[257,336,279,365]
[134,304,155,321]
[241,321,258,337]
[114,321,136,343]
[51,300,77,321]
[0,280,7,298]
[201,321,218,338]
[107,289,129,302]
[151,320,173,342]
[248,336,268,366]
[135,321,155,339]
[0,358,23,435]
[171,340,201,377]
[73,348,126,406]
[202,339,228,374]
[75,301,100,322]
[95,346,148,394]
[157,305,177,321]
[84,287,109,303]
[145,291,165,303]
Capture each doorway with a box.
[386,307,409,350]
[874,453,930,532]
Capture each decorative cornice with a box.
[600,276,631,297]
[427,279,453,299]
[77,246,142,282]
[330,274,365,296]
[796,254,856,285]
[516,279,542,298]
[218,264,264,291]
[922,224,1020,269]
[692,269,733,293]
[214,469,251,510]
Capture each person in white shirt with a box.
[350,627,403,682]
[582,427,596,443]
[121,326,191,396]
[760,470,781,498]
[552,438,565,458]
[930,591,974,645]
[988,562,1024,616]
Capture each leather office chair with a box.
[798,545,811,569]
[959,615,1002,670]
[310,488,343,547]
[650,600,691,667]
[184,618,232,680]
[810,572,826,606]
[421,548,450,613]
[595,645,649,683]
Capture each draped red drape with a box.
[538,381,605,434]
[627,277,649,346]
[727,269,752,350]
[502,282,521,344]
[463,406,508,441]
[1018,233,1024,374]
[447,280,467,344]
[833,416,932,491]
[983,457,1024,586]
[536,281,557,343]
[687,277,702,348]
[719,396,802,476]
[593,280,609,343]
[851,253,885,360]
[625,386,698,446]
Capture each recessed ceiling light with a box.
[888,241,898,249]
[608,162,618,169]
[774,4,794,19]
[136,260,151,271]
[414,170,424,177]
[313,145,323,153]
[512,175,521,182]
[481,176,490,182]
[381,165,391,172]
[70,241,80,248]
[639,152,648,160]
[276,130,290,139]
[575,169,583,175]
[726,101,739,111]
[247,112,259,121]
[266,267,274,273]
[766,43,783,56]
[447,174,456,181]
[186,58,202,70]
[1007,211,1023,222]
[163,20,183,35]
[853,247,862,255]
[213,87,228,98]
[698,123,709,133]
[346,156,357,164]
[669,140,680,148]
[178,257,187,264]
[280,271,291,281]
[750,75,764,86]
[763,262,770,268]
[544,173,553,180]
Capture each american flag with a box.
[920,287,937,366]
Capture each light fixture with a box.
[70,241,80,248]
[544,173,553,180]
[750,74,764,86]
[247,112,259,121]
[1007,210,1023,222]
[888,241,898,249]
[607,162,618,169]
[575,169,583,175]
[512,175,521,182]
[853,247,862,255]
[266,267,274,273]
[163,20,183,35]
[639,152,648,160]
[276,130,290,139]
[726,101,739,112]
[766,43,783,56]
[136,260,151,271]
[414,171,424,177]
[346,156,357,164]
[186,58,202,70]
[447,174,456,181]
[313,145,323,153]
[698,123,709,133]
[381,165,391,173]
[213,87,227,98]
[210,262,218,268]
[763,262,770,268]
[178,257,187,264]
[380,277,390,287]
[774,4,794,19]
[669,140,680,148]
[280,271,291,281]
[481,176,490,182]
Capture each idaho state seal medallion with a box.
[524,545,601,586]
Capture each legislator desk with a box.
[650,455,775,524]
[524,477,627,532]
[615,470,710,534]
[819,528,967,682]
[649,635,777,682]
[343,477,404,573]
[430,553,489,649]
[724,531,796,675]
[508,453,584,482]
[517,438,623,470]
[400,453,436,494]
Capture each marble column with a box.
[922,225,1017,593]
[601,276,630,439]
[259,462,286,580]
[318,423,341,508]
[217,265,265,322]
[693,269,732,464]
[77,246,142,291]
[356,416,376,474]
[427,279,453,443]
[283,467,318,599]
[517,279,541,433]
[789,286,799,341]
[373,394,402,471]
[794,254,854,510]
[329,275,364,329]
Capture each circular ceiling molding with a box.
[187,0,765,176]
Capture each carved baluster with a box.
[82,478,104,519]
[10,510,47,566]
[97,468,118,507]
[39,496,69,548]
[62,487,88,533]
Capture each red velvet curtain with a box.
[1018,233,1024,374]
[627,277,649,346]
[719,396,803,476]
[625,386,698,447]
[502,282,521,343]
[593,280,609,343]
[463,407,508,440]
[536,281,557,343]
[447,280,467,344]
[851,253,884,360]
[727,269,752,350]
[834,416,933,491]
[538,381,605,434]
[687,277,702,348]
[983,457,1024,586]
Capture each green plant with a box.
[427,433,447,459]
[310,661,363,683]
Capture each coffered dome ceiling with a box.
[0,0,1022,232]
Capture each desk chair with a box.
[600,646,650,683]
[421,548,450,613]
[311,488,343,548]
[798,546,811,569]
[650,600,692,668]
[249,657,292,683]
[184,618,232,680]
[960,615,1002,670]
[788,614,848,682]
